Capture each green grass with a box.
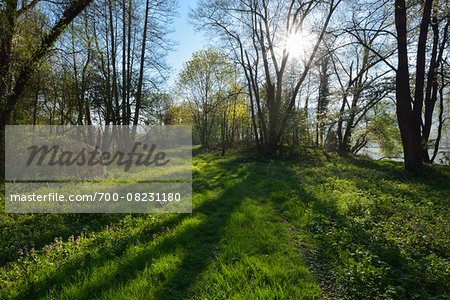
[0,149,449,299]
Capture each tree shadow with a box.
[293,155,449,209]
[276,157,448,298]
[0,210,133,267]
[267,164,414,297]
[344,155,449,188]
[7,153,447,299]
[14,159,250,299]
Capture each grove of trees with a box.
[1,0,449,173]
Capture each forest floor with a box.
[0,148,449,299]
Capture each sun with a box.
[283,31,315,61]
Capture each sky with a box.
[165,0,206,85]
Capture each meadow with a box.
[0,149,448,299]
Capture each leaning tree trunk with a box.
[0,0,93,180]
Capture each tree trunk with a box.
[394,0,427,173]
[0,0,93,126]
[108,0,120,124]
[431,63,446,163]
[0,0,92,180]
[422,19,449,162]
[133,0,150,125]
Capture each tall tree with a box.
[0,0,93,127]
[176,49,238,150]
[394,0,434,172]
[316,53,330,146]
[133,0,150,125]
[353,0,448,171]
[193,0,342,152]
[0,0,92,178]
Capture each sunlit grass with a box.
[0,149,448,299]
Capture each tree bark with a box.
[0,0,92,179]
[394,0,432,173]
[422,18,448,162]
[0,0,93,126]
[133,0,150,125]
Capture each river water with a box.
[359,147,449,165]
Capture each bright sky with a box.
[166,0,206,85]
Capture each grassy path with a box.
[0,152,320,299]
[1,149,448,299]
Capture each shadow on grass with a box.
[274,157,449,298]
[14,158,250,299]
[299,191,408,298]
[1,153,201,267]
[344,155,450,187]
[6,153,448,299]
[0,210,140,267]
